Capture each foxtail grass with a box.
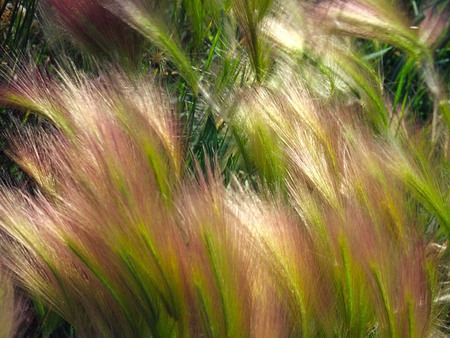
[0,64,447,336]
[0,0,449,336]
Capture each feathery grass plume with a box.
[0,1,449,336]
[38,0,144,69]
[229,76,448,335]
[0,66,260,336]
[1,59,446,335]
[35,0,447,134]
[257,1,388,129]
[34,0,447,158]
[310,0,426,57]
[260,0,445,134]
[108,0,201,93]
[308,0,450,142]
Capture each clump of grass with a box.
[0,0,448,336]
[229,78,447,336]
[0,64,447,336]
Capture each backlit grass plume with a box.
[39,0,448,133]
[0,0,449,336]
[38,0,145,69]
[0,64,447,336]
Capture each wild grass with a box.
[0,0,449,336]
[0,66,447,336]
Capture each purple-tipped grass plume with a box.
[0,0,449,334]
[0,64,445,335]
[39,0,144,69]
